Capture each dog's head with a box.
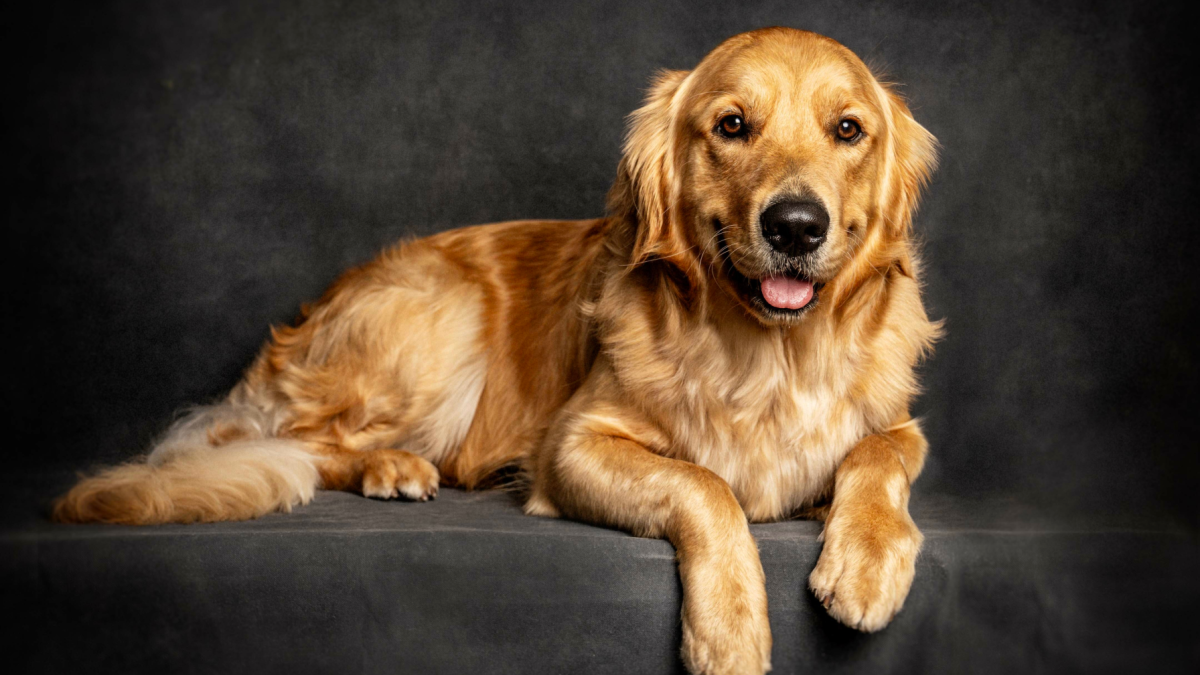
[608,28,938,325]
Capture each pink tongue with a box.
[760,275,814,310]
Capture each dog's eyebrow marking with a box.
[683,89,742,116]
[687,89,738,101]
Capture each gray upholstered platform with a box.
[4,474,1194,674]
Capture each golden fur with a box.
[54,28,940,675]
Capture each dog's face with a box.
[684,34,891,322]
[612,28,937,326]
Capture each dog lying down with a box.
[55,27,941,675]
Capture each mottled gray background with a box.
[8,0,1197,531]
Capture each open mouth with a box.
[717,226,823,319]
[729,264,822,317]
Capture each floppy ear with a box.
[877,86,939,238]
[607,69,697,275]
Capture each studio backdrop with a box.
[6,0,1197,672]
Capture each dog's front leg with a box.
[808,417,928,631]
[535,409,772,675]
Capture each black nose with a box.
[760,200,830,256]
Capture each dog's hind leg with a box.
[314,445,440,502]
[52,239,486,524]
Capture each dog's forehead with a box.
[693,32,877,116]
[744,51,866,104]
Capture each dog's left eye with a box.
[836,119,862,141]
[716,114,748,138]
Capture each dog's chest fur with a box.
[683,339,869,521]
[677,323,873,521]
[602,288,904,522]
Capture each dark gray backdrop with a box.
[8,0,1197,530]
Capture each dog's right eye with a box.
[716,114,748,138]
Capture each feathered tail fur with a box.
[51,402,319,525]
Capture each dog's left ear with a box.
[607,69,700,283]
[878,86,939,238]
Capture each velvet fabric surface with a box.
[6,0,1197,672]
[3,475,1196,673]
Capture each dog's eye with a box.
[835,119,862,142]
[716,114,747,138]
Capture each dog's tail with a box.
[51,401,320,525]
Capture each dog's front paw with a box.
[808,502,922,632]
[679,542,772,675]
[360,449,440,501]
[681,597,772,675]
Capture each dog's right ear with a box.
[607,69,698,280]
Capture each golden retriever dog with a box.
[53,27,940,675]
